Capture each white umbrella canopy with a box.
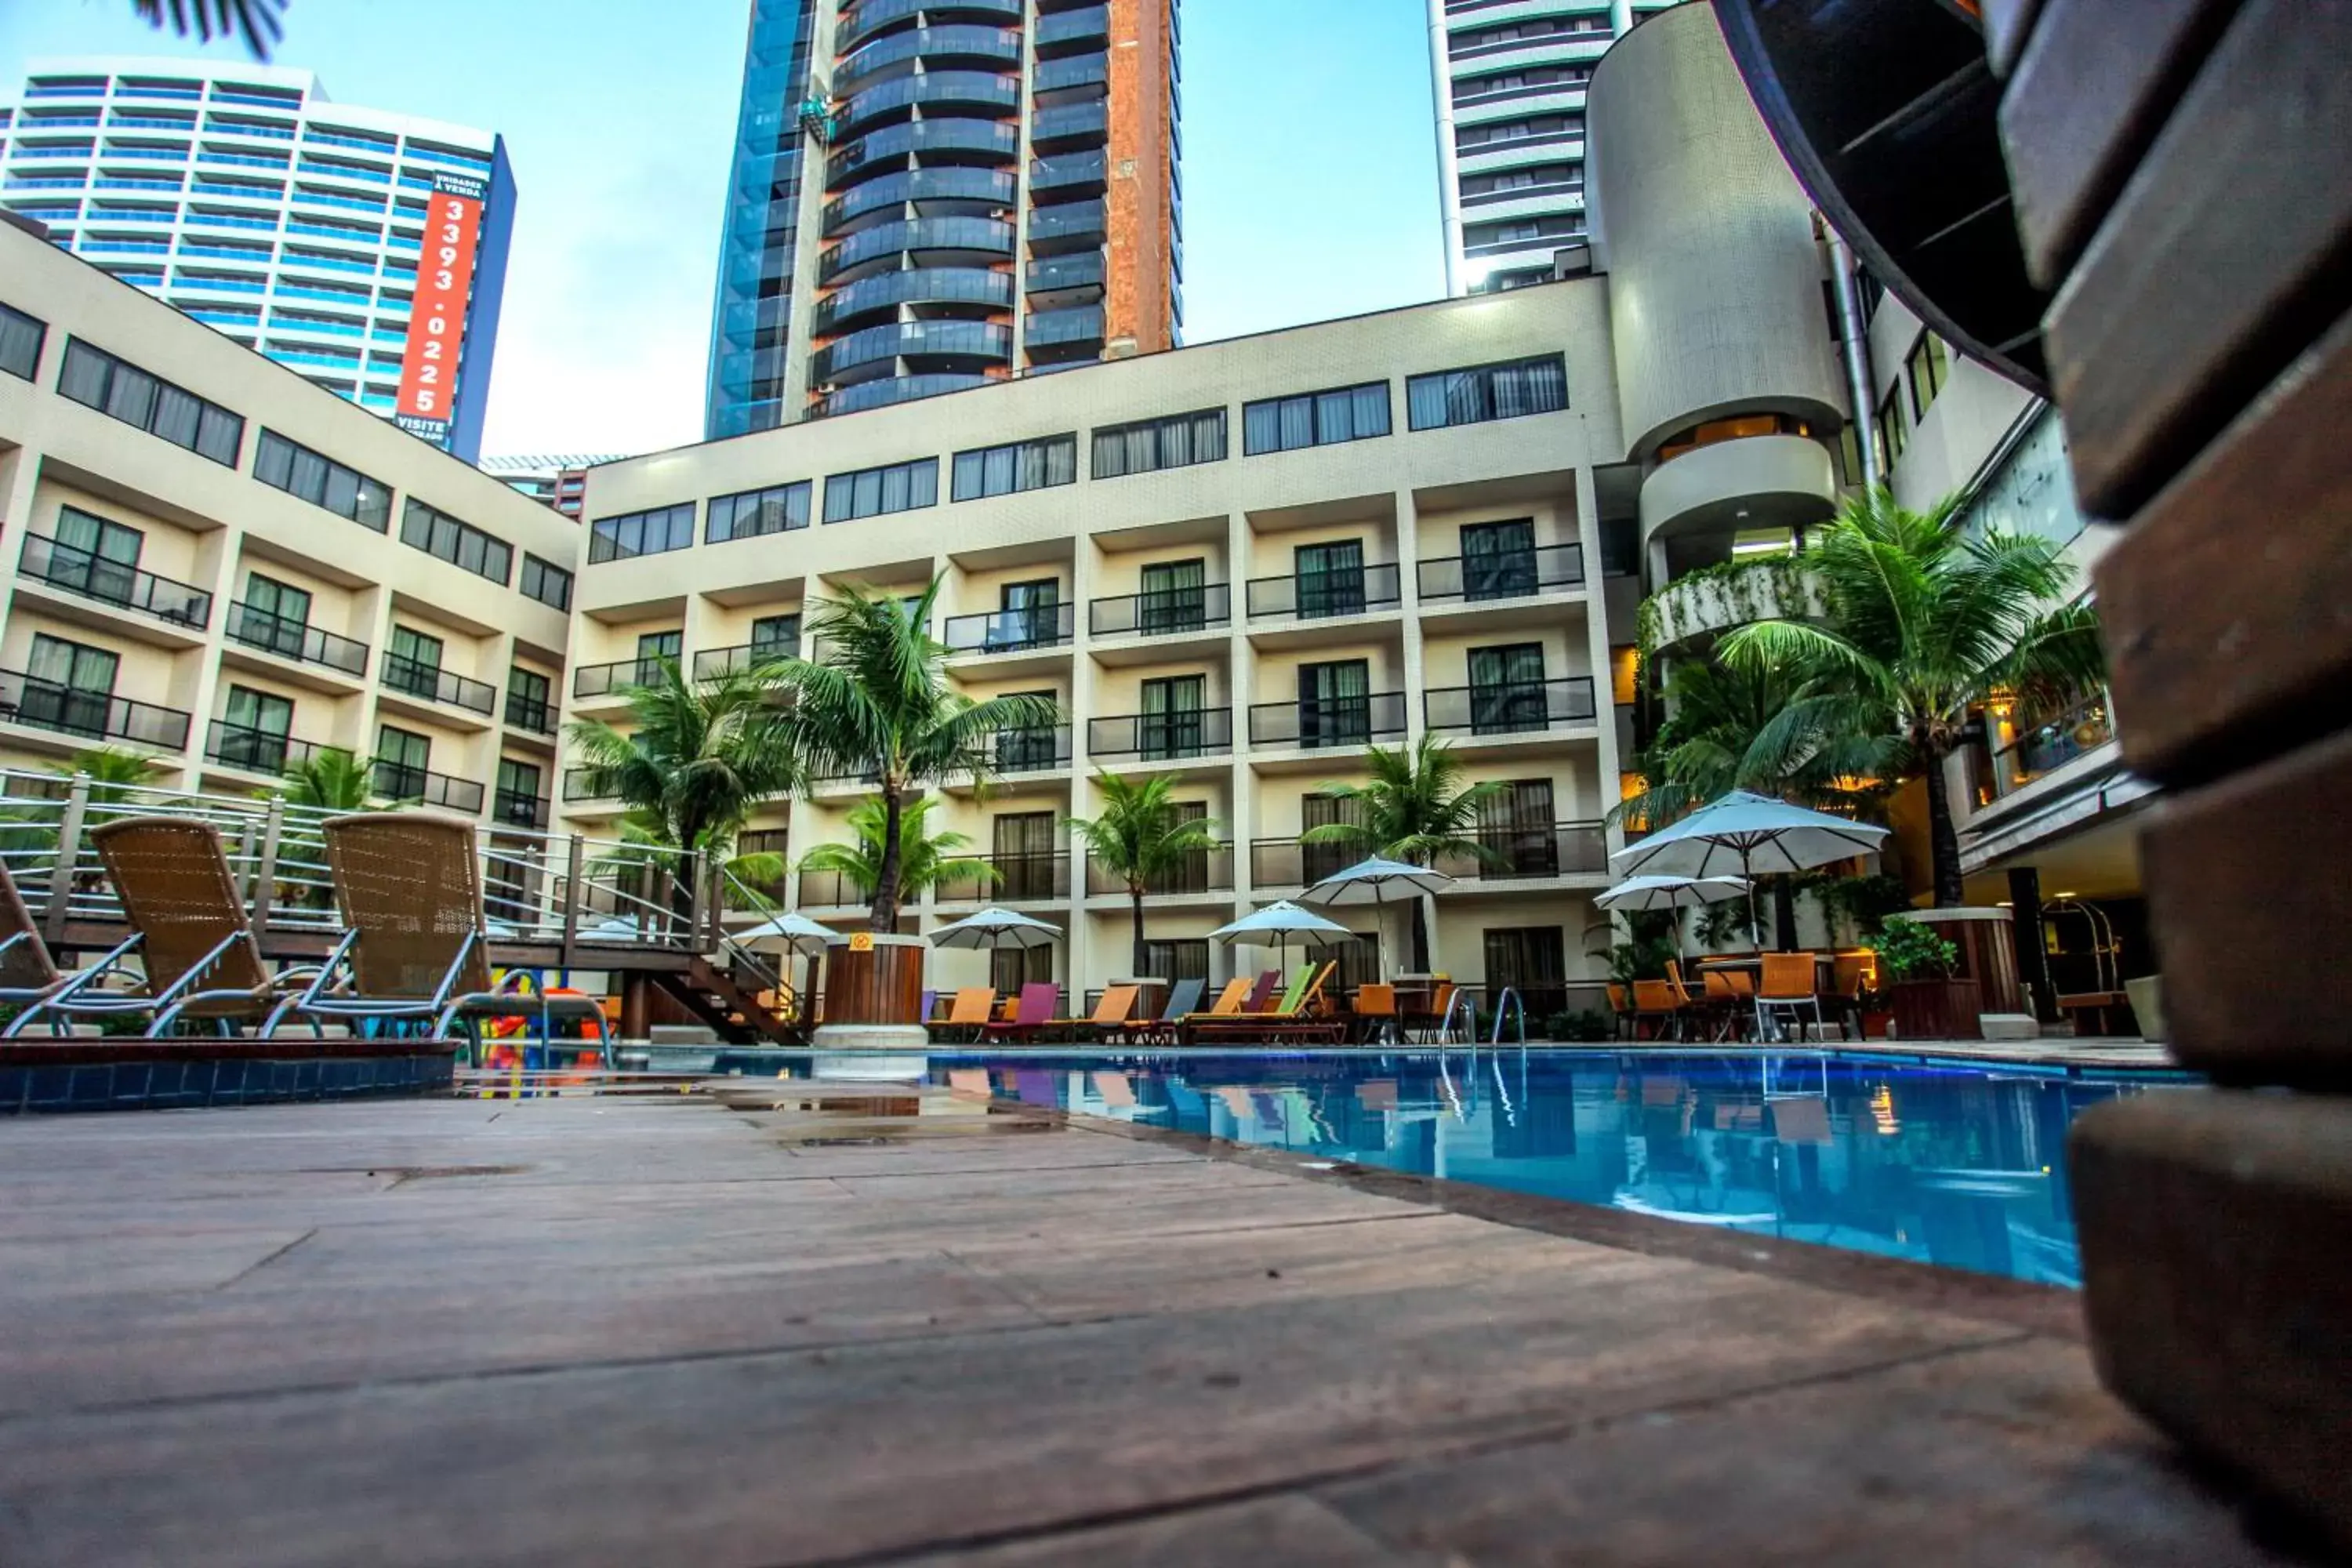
[1595,874,1751,913]
[1210,899,1355,967]
[1301,856,1452,906]
[735,910,836,957]
[1609,791,1889,950]
[929,907,1064,951]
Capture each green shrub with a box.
[1871,916,1958,982]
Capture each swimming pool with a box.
[773,1047,2191,1288]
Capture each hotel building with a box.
[704,0,1185,437]
[0,58,514,461]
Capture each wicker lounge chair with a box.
[264,814,608,1054]
[0,857,93,1018]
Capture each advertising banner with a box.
[393,171,486,448]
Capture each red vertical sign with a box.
[394,172,485,448]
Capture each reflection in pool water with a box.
[883,1050,2188,1289]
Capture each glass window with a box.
[253,429,390,529]
[1875,383,1909,472]
[750,612,800,660]
[950,434,1078,501]
[1468,643,1548,735]
[1138,673,1208,760]
[1090,408,1226,479]
[1294,539,1366,619]
[386,624,443,696]
[1242,381,1390,455]
[24,633,119,737]
[589,502,696,562]
[376,723,430,796]
[398,497,512,585]
[1461,518,1537,601]
[0,300,45,381]
[1405,354,1567,431]
[520,553,572,612]
[56,337,243,464]
[707,480,810,543]
[822,458,938,524]
[1906,332,1951,421]
[1138,557,1207,634]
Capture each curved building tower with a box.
[705,0,1183,439]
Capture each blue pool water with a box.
[790,1048,2192,1289]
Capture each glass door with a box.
[53,507,143,608]
[636,629,683,682]
[750,612,800,662]
[1298,659,1371,749]
[1479,779,1556,876]
[1138,558,1206,634]
[387,625,445,700]
[1461,518,1537,601]
[1294,539,1365,619]
[1468,643,1547,735]
[376,724,430,800]
[222,684,293,774]
[24,633,118,737]
[1300,793,1364,884]
[993,811,1057,901]
[995,688,1060,771]
[496,757,544,827]
[1483,925,1568,1017]
[999,579,1061,651]
[1140,674,1206,760]
[240,572,313,659]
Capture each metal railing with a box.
[1087,708,1234,761]
[572,655,673,699]
[562,768,618,804]
[1246,693,1408,750]
[1250,837,1360,890]
[692,640,800,678]
[1088,583,1230,638]
[1424,677,1597,735]
[381,653,496,716]
[797,868,873,908]
[1244,564,1403,621]
[203,720,327,775]
[493,788,549,830]
[18,533,212,630]
[1417,543,1585,602]
[989,724,1073,774]
[0,671,191,750]
[374,760,485,815]
[942,601,1074,655]
[503,691,556,734]
[935,852,1070,903]
[1991,692,2114,797]
[1432,823,1608,880]
[1085,846,1233,896]
[224,600,368,675]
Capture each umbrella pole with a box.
[1742,845,1762,953]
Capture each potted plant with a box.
[1870,916,1984,1041]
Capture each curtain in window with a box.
[105,364,158,428]
[998,579,1060,649]
[1139,557,1205,633]
[1299,659,1370,748]
[1243,401,1281,456]
[1352,383,1391,437]
[151,384,202,448]
[1479,779,1556,876]
[1483,926,1568,1015]
[1406,374,1450,431]
[223,686,292,772]
[991,943,1054,998]
[1301,793,1364,884]
[1140,938,1210,982]
[1141,675,1204,759]
[1461,518,1537,601]
[1279,396,1314,450]
[1294,539,1364,619]
[59,343,109,408]
[26,635,116,737]
[1468,644,1547,735]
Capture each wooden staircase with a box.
[652,953,800,1046]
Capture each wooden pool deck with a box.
[0,1080,2307,1566]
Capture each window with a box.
[220,684,292,771]
[1468,643,1548,735]
[376,723,430,798]
[1298,659,1371,749]
[253,429,391,530]
[1461,518,1537,601]
[1906,332,1951,421]
[1407,354,1567,430]
[384,624,442,699]
[506,666,553,731]
[1479,780,1558,877]
[1599,515,1640,577]
[495,758,544,826]
[1300,793,1365,884]
[1483,925,1568,1015]
[1138,938,1210,984]
[24,633,120,737]
[1242,382,1390,456]
[995,687,1062,771]
[1874,383,1909,473]
[0,300,46,381]
[991,944,1053,998]
[588,502,695,564]
[822,459,938,524]
[952,434,1078,501]
[1139,673,1208,760]
[237,572,312,657]
[707,480,810,543]
[1091,408,1226,479]
[50,506,144,605]
[1138,558,1207,634]
[57,337,243,464]
[520,553,572,612]
[399,498,512,586]
[993,811,1059,901]
[750,612,800,661]
[637,629,683,668]
[1294,539,1366,619]
[996,579,1063,650]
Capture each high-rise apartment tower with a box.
[705,0,1184,439]
[1426,1,1679,296]
[0,59,516,461]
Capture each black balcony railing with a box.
[692,639,800,678]
[1085,846,1234,897]
[989,724,1073,775]
[503,691,556,734]
[224,600,368,675]
[943,601,1074,655]
[1991,692,2114,797]
[1244,564,1402,621]
[493,787,549,830]
[374,760,485,815]
[0,670,191,750]
[381,653,495,716]
[1432,823,1609,881]
[1250,837,1359,890]
[936,852,1070,903]
[1087,707,1234,761]
[1425,677,1597,735]
[204,720,328,775]
[1247,692,1408,750]
[562,767,618,804]
[572,655,675,699]
[19,534,211,630]
[1088,583,1230,638]
[1417,543,1586,602]
[797,868,873,908]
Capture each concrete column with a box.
[2009,866,2060,1024]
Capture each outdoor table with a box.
[1694,954,1836,1043]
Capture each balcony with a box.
[1030,100,1108,151]
[18,534,211,631]
[936,852,1072,904]
[836,71,1021,141]
[826,120,1018,189]
[381,653,496,716]
[839,0,1020,52]
[1025,303,1103,363]
[572,655,673,700]
[1036,4,1109,53]
[1088,583,1231,639]
[815,216,1015,283]
[691,639,800,679]
[503,690,557,735]
[1025,251,1104,296]
[821,165,1015,234]
[1087,709,1234,763]
[0,670,191,750]
[1028,151,1107,200]
[1244,564,1402,622]
[375,760,485,815]
[797,868,873,908]
[1638,433,1838,550]
[1249,837,1360,891]
[1085,846,1234,898]
[1026,200,1105,254]
[812,372,994,418]
[223,600,368,676]
[1646,558,1824,651]
[986,724,1073,775]
[837,25,1022,93]
[1424,677,1598,736]
[813,268,1012,336]
[1417,543,1585,603]
[203,720,329,776]
[562,767,619,804]
[1246,693,1409,751]
[493,787,550,830]
[943,602,1074,656]
[1988,693,2115,800]
[811,318,1011,381]
[1432,823,1609,881]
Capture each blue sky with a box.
[1,0,1445,456]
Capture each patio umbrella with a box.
[1596,873,1751,962]
[1302,857,1452,977]
[928,907,1063,951]
[1209,899,1355,968]
[735,909,836,957]
[1610,790,1889,950]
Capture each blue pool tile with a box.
[0,1069,24,1114]
[68,1065,114,1107]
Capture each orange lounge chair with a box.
[937,986,996,1042]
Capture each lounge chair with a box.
[937,986,996,1042]
[266,814,610,1054]
[1174,976,1250,1033]
[1190,963,1341,1044]
[7,817,302,1038]
[0,858,89,1019]
[1065,982,1139,1043]
[1111,976,1204,1047]
[981,981,1061,1043]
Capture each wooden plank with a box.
[2137,725,2352,1083]
[2070,1090,2352,1555]
[2096,304,2352,784]
[2000,0,2240,288]
[2043,0,2352,518]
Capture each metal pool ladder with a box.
[1436,985,1528,1048]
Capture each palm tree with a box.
[795,796,994,912]
[60,746,157,805]
[1300,735,1505,973]
[277,747,376,811]
[773,578,1061,932]
[565,659,801,913]
[1065,771,1225,977]
[1722,488,2104,906]
[133,0,283,58]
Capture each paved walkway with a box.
[0,1083,2299,1566]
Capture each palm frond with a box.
[132,0,285,58]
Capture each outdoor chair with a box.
[1194,963,1343,1044]
[1240,967,1283,1013]
[1829,954,1873,1040]
[1175,977,1251,1032]
[0,858,86,1018]
[1109,977,1204,1047]
[1755,953,1828,1043]
[1702,970,1751,1041]
[938,986,996,1042]
[266,814,610,1057]
[1070,983,1140,1043]
[1351,982,1398,1046]
[1630,978,1686,1041]
[981,982,1060,1043]
[1606,982,1636,1041]
[1414,980,1460,1044]
[6,817,301,1039]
